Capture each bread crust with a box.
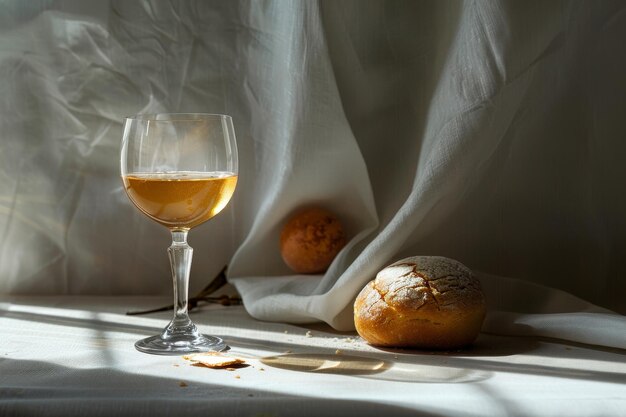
[354,256,486,349]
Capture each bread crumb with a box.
[335,349,342,355]
[305,331,313,338]
[235,375,241,379]
[179,381,188,387]
[183,352,245,368]
[345,338,354,343]
[259,367,265,371]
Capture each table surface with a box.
[1,296,625,417]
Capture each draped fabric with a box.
[1,1,625,343]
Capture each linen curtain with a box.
[1,1,624,345]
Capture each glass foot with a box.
[135,333,229,355]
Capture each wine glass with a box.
[121,113,238,355]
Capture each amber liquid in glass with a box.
[123,172,237,229]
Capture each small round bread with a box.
[354,256,485,349]
[280,207,347,274]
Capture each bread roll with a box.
[280,207,347,274]
[354,256,485,349]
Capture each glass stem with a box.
[165,229,197,336]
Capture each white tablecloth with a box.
[0,296,624,417]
